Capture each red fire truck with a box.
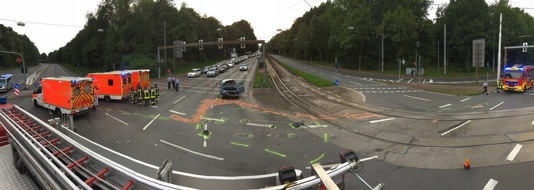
[502,65,534,93]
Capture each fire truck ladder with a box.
[0,104,193,190]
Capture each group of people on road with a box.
[167,75,180,92]
[130,83,159,107]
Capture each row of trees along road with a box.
[0,24,40,70]
[268,0,534,73]
[47,1,258,77]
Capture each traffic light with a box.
[218,38,223,49]
[199,40,204,50]
[182,41,186,51]
[240,37,245,49]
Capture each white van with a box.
[0,74,13,93]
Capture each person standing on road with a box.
[482,80,488,95]
[179,78,180,92]
[171,76,176,90]
[167,76,172,89]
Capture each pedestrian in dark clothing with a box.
[171,76,176,90]
[167,76,172,89]
[482,80,488,95]
[175,78,180,92]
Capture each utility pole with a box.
[497,14,503,83]
[444,24,447,75]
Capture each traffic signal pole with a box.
[0,50,27,89]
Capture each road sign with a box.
[16,57,22,63]
[14,88,19,96]
[334,79,339,86]
[14,83,19,89]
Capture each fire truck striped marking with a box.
[143,114,161,130]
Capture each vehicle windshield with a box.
[0,79,6,85]
[504,71,522,79]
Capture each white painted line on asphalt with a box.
[460,97,471,102]
[305,125,328,128]
[305,155,378,169]
[105,113,129,126]
[440,120,471,136]
[150,105,158,108]
[246,123,273,128]
[169,110,186,115]
[506,144,523,161]
[407,78,413,83]
[159,91,167,95]
[143,114,161,131]
[396,78,404,83]
[202,116,224,122]
[531,120,534,125]
[423,79,426,83]
[349,81,362,86]
[439,104,452,109]
[489,101,504,111]
[404,95,431,101]
[482,179,498,190]
[369,118,395,124]
[173,95,186,104]
[211,98,218,108]
[160,140,224,161]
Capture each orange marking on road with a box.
[169,99,383,124]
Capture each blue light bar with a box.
[70,79,77,84]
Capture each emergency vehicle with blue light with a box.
[32,77,95,115]
[86,71,134,101]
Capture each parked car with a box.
[239,64,248,71]
[188,68,201,78]
[207,67,219,77]
[201,66,210,74]
[219,79,245,99]
[219,65,228,73]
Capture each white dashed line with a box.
[439,104,452,109]
[143,114,161,131]
[482,179,498,190]
[440,120,471,136]
[369,118,395,124]
[202,116,224,122]
[489,101,504,111]
[246,123,273,128]
[404,95,431,101]
[160,140,223,161]
[407,78,413,83]
[169,110,186,115]
[460,98,471,102]
[531,120,534,125]
[105,113,129,126]
[506,144,523,161]
[173,95,187,104]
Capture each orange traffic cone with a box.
[464,158,470,169]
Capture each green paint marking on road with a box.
[314,121,320,125]
[196,124,202,129]
[309,153,325,164]
[197,131,212,139]
[233,133,254,139]
[265,149,286,158]
[202,119,211,124]
[324,133,328,142]
[287,133,296,139]
[231,142,249,147]
[118,110,132,115]
[219,112,224,114]
[239,119,250,123]
[215,118,227,124]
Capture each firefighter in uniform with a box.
[137,87,143,106]
[154,84,159,103]
[130,87,136,104]
[497,74,504,92]
[150,86,157,105]
[143,88,150,106]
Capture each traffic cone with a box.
[184,80,187,89]
[464,158,470,169]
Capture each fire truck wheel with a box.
[33,100,38,107]
[55,108,61,116]
[104,96,111,102]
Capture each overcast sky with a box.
[0,0,532,54]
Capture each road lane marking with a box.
[369,118,395,124]
[441,120,471,136]
[396,78,404,83]
[531,120,534,125]
[306,155,378,169]
[460,97,470,102]
[439,104,452,109]
[202,116,224,122]
[173,95,186,104]
[160,140,224,161]
[349,81,362,86]
[305,125,328,128]
[211,98,218,108]
[404,95,431,101]
[105,113,129,126]
[246,123,273,128]
[489,101,504,111]
[143,114,161,130]
[482,179,498,190]
[506,144,523,161]
[169,110,186,115]
[407,78,413,83]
